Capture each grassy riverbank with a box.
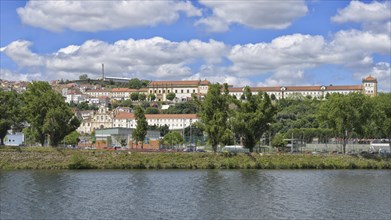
[0,147,390,170]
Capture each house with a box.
[4,132,24,146]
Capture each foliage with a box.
[130,92,139,101]
[166,92,176,101]
[0,90,24,145]
[145,107,159,114]
[62,131,80,146]
[128,78,149,89]
[230,87,276,152]
[22,82,80,147]
[368,93,391,150]
[133,106,148,149]
[79,74,89,80]
[271,133,287,149]
[1,148,390,170]
[149,94,156,101]
[196,83,230,152]
[163,131,184,147]
[163,101,199,114]
[138,93,146,101]
[317,93,371,153]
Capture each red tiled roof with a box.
[113,112,199,120]
[363,75,377,82]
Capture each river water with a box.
[1,170,390,220]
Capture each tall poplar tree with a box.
[133,105,148,149]
[197,83,230,152]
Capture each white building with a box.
[148,80,210,102]
[113,112,199,130]
[228,75,377,99]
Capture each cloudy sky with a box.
[1,0,390,91]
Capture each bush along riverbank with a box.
[0,147,390,170]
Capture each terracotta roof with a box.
[85,89,112,93]
[113,113,199,120]
[199,80,210,85]
[229,85,362,92]
[112,88,136,92]
[327,85,362,91]
[363,75,377,82]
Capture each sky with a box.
[0,0,390,92]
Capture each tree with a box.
[164,101,199,114]
[369,93,391,152]
[133,106,148,149]
[23,82,80,147]
[271,133,287,151]
[230,86,276,152]
[163,131,183,148]
[79,74,89,80]
[131,92,139,101]
[149,94,156,101]
[317,93,371,154]
[128,78,149,89]
[166,92,176,101]
[196,83,230,152]
[145,107,159,114]
[0,90,24,145]
[62,131,80,146]
[138,93,146,101]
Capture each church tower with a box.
[362,75,377,96]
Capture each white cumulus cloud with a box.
[196,0,308,32]
[17,0,201,32]
[332,1,390,24]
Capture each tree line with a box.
[194,83,391,153]
[0,82,80,147]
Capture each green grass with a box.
[0,147,390,170]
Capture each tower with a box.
[101,63,105,81]
[362,75,377,96]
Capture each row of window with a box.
[150,89,197,94]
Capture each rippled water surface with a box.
[1,170,390,219]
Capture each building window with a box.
[168,90,170,93]
[187,89,189,93]
[181,89,183,93]
[193,89,196,93]
[175,90,177,93]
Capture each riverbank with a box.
[0,147,390,170]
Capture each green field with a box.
[0,147,390,170]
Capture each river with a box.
[1,170,390,219]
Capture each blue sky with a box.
[1,0,390,91]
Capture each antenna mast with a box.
[101,63,105,81]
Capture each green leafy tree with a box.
[271,133,287,150]
[133,106,148,149]
[79,74,89,80]
[128,78,143,89]
[23,82,80,147]
[163,131,184,147]
[145,107,159,114]
[196,83,230,152]
[166,92,176,101]
[369,93,391,151]
[62,131,80,146]
[317,93,371,154]
[230,86,276,152]
[164,101,199,114]
[138,93,146,101]
[131,92,139,101]
[149,94,156,101]
[0,90,24,145]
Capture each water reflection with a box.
[1,170,390,220]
